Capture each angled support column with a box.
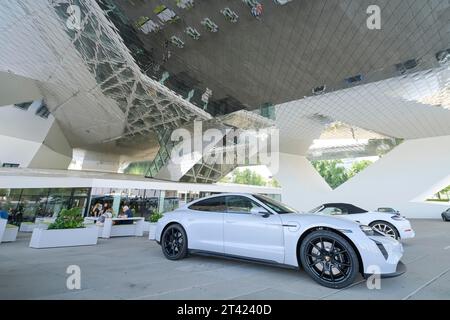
[274,153,332,211]
[331,135,450,219]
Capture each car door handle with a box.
[225,221,236,224]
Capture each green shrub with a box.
[48,208,85,230]
[149,212,164,223]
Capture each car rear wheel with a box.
[299,230,359,289]
[161,224,188,260]
[369,221,399,240]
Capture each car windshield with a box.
[308,205,324,213]
[377,208,394,212]
[253,194,297,214]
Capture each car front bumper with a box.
[349,231,405,277]
[363,261,406,279]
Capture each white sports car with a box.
[308,203,415,240]
[155,194,406,288]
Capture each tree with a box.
[311,159,375,189]
[435,185,450,201]
[268,178,281,188]
[348,160,373,178]
[311,160,348,189]
[231,168,267,186]
[124,161,152,175]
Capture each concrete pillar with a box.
[112,194,121,217]
[273,153,332,212]
[158,190,166,213]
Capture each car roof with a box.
[320,203,368,214]
[179,193,257,209]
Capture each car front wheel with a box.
[369,221,399,240]
[161,224,188,260]
[299,230,359,289]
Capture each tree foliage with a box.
[232,168,267,186]
[221,168,281,187]
[311,160,349,189]
[47,207,84,230]
[312,159,374,189]
[348,160,373,178]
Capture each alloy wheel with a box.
[372,223,397,239]
[304,236,354,285]
[162,226,185,259]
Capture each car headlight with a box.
[360,225,377,236]
[391,215,405,221]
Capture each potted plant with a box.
[148,211,164,240]
[29,208,98,248]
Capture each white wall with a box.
[0,102,54,142]
[0,135,41,167]
[0,71,42,107]
[0,104,72,169]
[278,136,450,219]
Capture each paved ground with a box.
[0,219,449,300]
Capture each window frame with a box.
[225,195,264,215]
[188,196,227,213]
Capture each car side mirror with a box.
[251,207,270,218]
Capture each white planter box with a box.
[19,222,38,232]
[148,223,157,240]
[142,221,151,233]
[29,226,98,249]
[35,217,56,224]
[0,219,6,244]
[2,225,18,242]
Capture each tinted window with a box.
[188,196,226,212]
[226,196,260,214]
[378,208,395,213]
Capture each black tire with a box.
[443,215,449,222]
[369,221,400,240]
[161,224,188,260]
[299,230,360,289]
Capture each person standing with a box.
[0,204,9,220]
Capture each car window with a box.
[188,196,226,212]
[226,195,260,214]
[320,207,346,215]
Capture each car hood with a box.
[279,212,362,230]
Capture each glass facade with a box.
[88,188,280,220]
[0,188,90,225]
[0,186,281,224]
